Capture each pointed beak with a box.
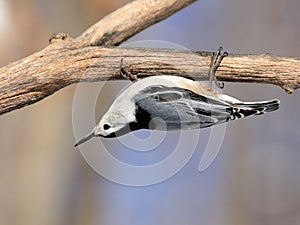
[74,131,96,147]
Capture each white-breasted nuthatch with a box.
[74,48,279,147]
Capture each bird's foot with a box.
[208,47,228,90]
[120,58,139,82]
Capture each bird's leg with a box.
[208,47,228,90]
[120,58,139,82]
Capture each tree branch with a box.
[77,0,197,47]
[0,0,299,116]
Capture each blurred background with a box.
[1,0,300,225]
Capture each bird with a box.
[74,47,279,147]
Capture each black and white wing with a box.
[134,85,279,131]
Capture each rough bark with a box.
[0,0,299,116]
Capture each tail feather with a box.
[228,99,279,120]
[235,99,280,113]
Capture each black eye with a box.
[103,124,111,130]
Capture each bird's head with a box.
[74,109,137,147]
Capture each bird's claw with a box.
[120,58,139,82]
[208,47,228,90]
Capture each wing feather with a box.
[134,85,233,130]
